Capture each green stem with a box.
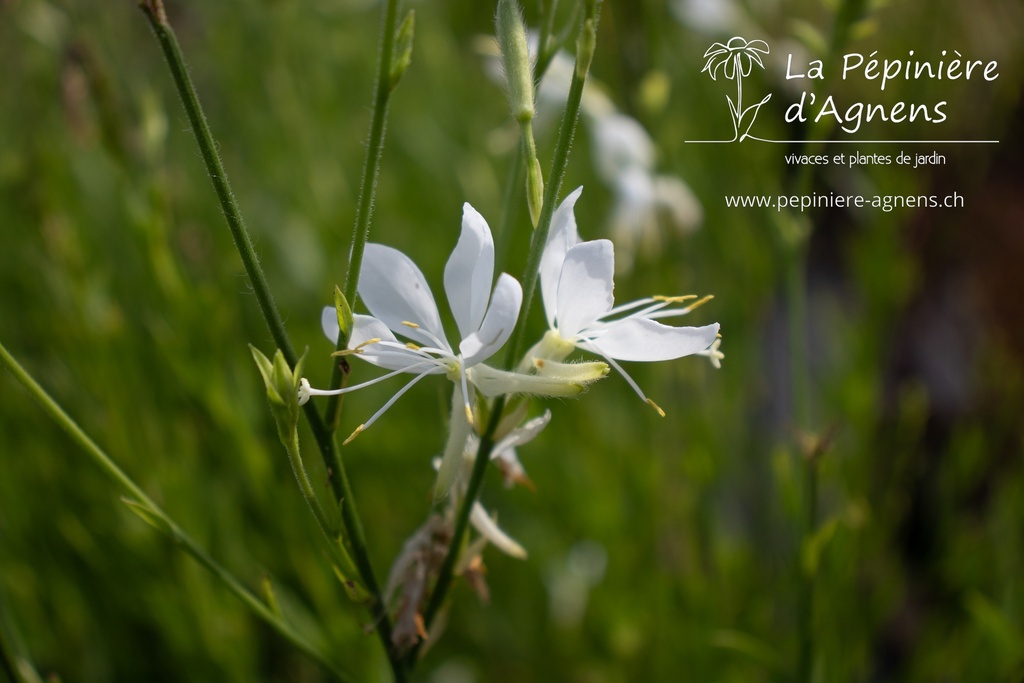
[504,38,590,369]
[138,5,400,677]
[324,0,402,426]
[0,340,351,682]
[409,2,601,670]
[786,232,815,683]
[282,429,337,541]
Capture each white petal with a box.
[470,502,527,559]
[459,272,522,367]
[349,314,441,372]
[321,305,341,343]
[540,187,583,328]
[591,114,655,181]
[588,319,719,362]
[556,240,614,338]
[444,204,495,339]
[435,385,472,500]
[322,308,431,372]
[358,243,451,351]
[494,409,552,455]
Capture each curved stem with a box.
[138,5,400,678]
[0,340,352,682]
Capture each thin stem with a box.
[504,32,590,369]
[324,0,402,425]
[787,232,815,683]
[138,5,400,676]
[0,340,351,682]
[408,1,602,671]
[283,430,338,540]
[788,2,866,678]
[138,2,345,495]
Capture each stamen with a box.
[342,424,364,446]
[330,337,382,357]
[303,362,436,397]
[645,295,716,321]
[405,342,421,351]
[652,294,698,303]
[587,344,657,408]
[459,358,473,430]
[645,398,667,417]
[604,297,657,317]
[397,321,451,355]
[358,365,439,432]
[681,294,714,313]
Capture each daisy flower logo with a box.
[701,36,772,142]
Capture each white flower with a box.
[529,187,720,414]
[589,114,702,273]
[307,203,522,443]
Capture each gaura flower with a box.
[304,203,522,443]
[302,202,606,464]
[526,187,720,415]
[701,36,769,81]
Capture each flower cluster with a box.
[302,188,719,489]
[297,189,720,650]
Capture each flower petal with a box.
[444,203,495,339]
[349,314,444,372]
[556,240,615,338]
[540,187,583,328]
[459,272,522,366]
[358,243,450,351]
[586,319,719,362]
[321,305,341,343]
[470,502,527,559]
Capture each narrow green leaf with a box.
[121,497,173,537]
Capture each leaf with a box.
[801,516,840,577]
[262,576,283,618]
[333,286,354,346]
[711,629,787,673]
[121,497,172,537]
[964,591,1024,665]
[330,564,371,604]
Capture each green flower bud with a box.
[496,0,534,123]
[389,9,415,90]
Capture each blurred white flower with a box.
[588,113,702,272]
[483,40,703,273]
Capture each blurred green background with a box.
[2,0,1023,681]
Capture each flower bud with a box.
[389,10,415,90]
[495,0,534,123]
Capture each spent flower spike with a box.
[528,187,720,414]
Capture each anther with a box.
[331,337,382,357]
[645,398,667,417]
[342,424,365,446]
[682,295,715,313]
